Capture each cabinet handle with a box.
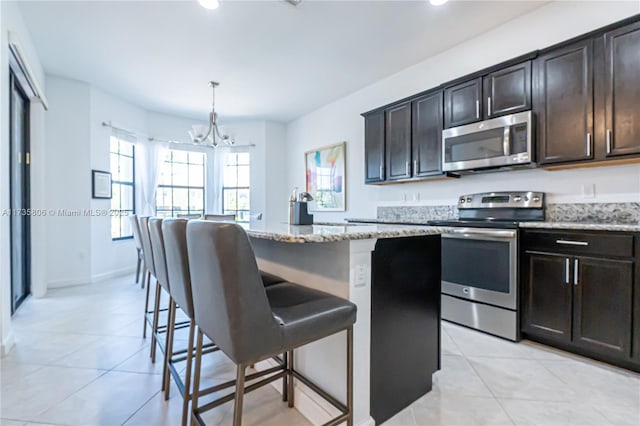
[405,161,410,176]
[487,97,492,116]
[379,165,384,180]
[586,132,592,157]
[606,129,613,154]
[565,258,570,284]
[413,159,418,174]
[556,239,589,246]
[573,259,579,286]
[475,100,480,119]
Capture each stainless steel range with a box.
[429,191,545,341]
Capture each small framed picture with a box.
[92,170,112,199]
[305,142,346,211]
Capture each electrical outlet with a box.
[413,192,420,201]
[582,183,595,199]
[354,264,368,287]
[402,193,407,202]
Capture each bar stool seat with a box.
[266,282,356,349]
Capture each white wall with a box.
[0,1,46,355]
[285,1,640,222]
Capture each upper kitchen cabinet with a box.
[385,102,412,181]
[363,110,385,184]
[603,21,640,158]
[444,78,482,128]
[535,40,594,165]
[484,61,532,119]
[412,91,444,177]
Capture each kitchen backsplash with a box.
[377,202,640,224]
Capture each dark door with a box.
[444,77,482,128]
[364,111,385,183]
[536,40,594,165]
[385,102,411,181]
[412,91,443,177]
[572,257,633,358]
[521,252,572,342]
[9,70,31,313]
[603,21,640,157]
[483,61,531,119]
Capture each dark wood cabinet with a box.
[484,61,531,119]
[572,257,633,358]
[385,102,412,181]
[521,229,639,372]
[364,111,385,183]
[444,78,482,128]
[412,92,443,177]
[603,21,640,157]
[521,253,572,343]
[536,40,594,165]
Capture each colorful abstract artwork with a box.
[305,142,346,211]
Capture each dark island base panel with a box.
[370,235,441,424]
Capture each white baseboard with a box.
[1,331,15,357]
[257,358,374,426]
[47,267,136,289]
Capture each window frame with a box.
[222,151,250,223]
[110,138,136,241]
[155,149,206,218]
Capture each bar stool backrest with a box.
[129,214,143,251]
[149,218,170,293]
[186,221,282,364]
[204,214,235,222]
[138,216,156,278]
[162,219,194,319]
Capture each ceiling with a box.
[17,0,547,122]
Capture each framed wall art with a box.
[305,142,346,211]
[92,169,112,199]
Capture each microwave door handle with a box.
[503,126,510,156]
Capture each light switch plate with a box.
[354,264,367,287]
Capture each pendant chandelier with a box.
[188,81,231,147]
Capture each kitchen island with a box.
[246,222,448,426]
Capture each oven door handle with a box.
[442,229,517,240]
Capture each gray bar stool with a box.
[138,216,157,342]
[186,221,356,426]
[129,214,145,286]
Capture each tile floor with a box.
[1,274,639,426]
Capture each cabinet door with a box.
[603,21,640,157]
[385,102,412,181]
[364,111,385,183]
[412,91,443,177]
[444,78,482,128]
[484,61,531,119]
[536,40,594,164]
[573,257,633,358]
[521,252,572,343]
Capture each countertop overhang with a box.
[244,222,449,243]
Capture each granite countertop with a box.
[347,218,640,232]
[346,217,432,225]
[245,222,449,243]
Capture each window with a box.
[110,137,135,240]
[222,151,250,222]
[156,150,205,218]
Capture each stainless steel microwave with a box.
[442,110,533,172]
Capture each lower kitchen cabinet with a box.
[521,229,639,372]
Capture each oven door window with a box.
[442,238,510,293]
[444,127,505,163]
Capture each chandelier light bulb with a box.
[198,0,220,10]
[429,0,449,6]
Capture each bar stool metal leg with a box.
[347,326,354,426]
[143,271,151,338]
[191,329,204,426]
[287,349,294,408]
[181,318,196,426]
[233,364,246,426]
[150,281,162,362]
[163,299,177,397]
[282,352,288,402]
[135,248,142,285]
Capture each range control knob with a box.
[460,198,465,204]
[466,197,472,203]
[532,196,541,202]
[524,196,530,202]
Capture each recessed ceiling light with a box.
[198,0,220,10]
[429,0,449,6]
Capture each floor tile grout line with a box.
[119,389,164,426]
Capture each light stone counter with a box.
[244,221,448,243]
